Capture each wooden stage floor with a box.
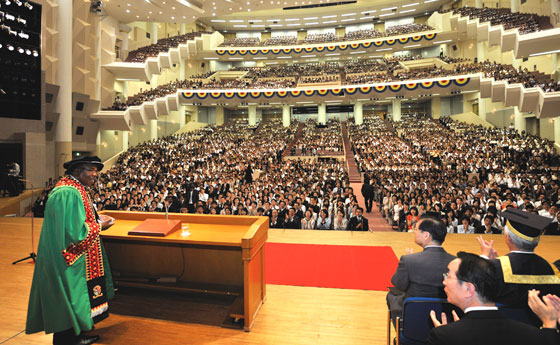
[1,217,559,345]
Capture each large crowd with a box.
[33,119,373,230]
[105,57,560,110]
[291,119,344,156]
[349,113,560,234]
[218,23,435,47]
[125,32,209,63]
[441,6,546,34]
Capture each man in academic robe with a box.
[478,208,560,317]
[26,156,115,345]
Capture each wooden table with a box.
[100,211,268,331]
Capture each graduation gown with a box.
[492,252,560,307]
[26,177,114,335]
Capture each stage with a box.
[1,217,559,345]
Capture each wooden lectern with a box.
[100,211,268,331]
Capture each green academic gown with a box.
[26,177,114,335]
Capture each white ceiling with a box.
[101,0,446,30]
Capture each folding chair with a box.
[387,297,463,345]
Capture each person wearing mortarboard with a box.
[477,208,560,324]
[26,156,115,345]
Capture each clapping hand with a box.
[528,289,560,329]
[477,235,498,259]
[430,310,460,328]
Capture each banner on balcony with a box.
[180,77,470,101]
[215,33,438,56]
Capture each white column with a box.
[511,0,521,13]
[149,120,158,141]
[555,117,560,148]
[282,104,291,127]
[216,106,225,125]
[431,96,441,119]
[318,103,327,125]
[552,53,559,81]
[178,106,186,128]
[477,41,486,62]
[478,94,487,121]
[55,1,73,175]
[180,23,187,35]
[248,105,257,126]
[121,131,129,152]
[122,81,129,101]
[354,101,363,125]
[514,106,526,132]
[150,22,158,44]
[392,99,401,122]
[475,0,482,7]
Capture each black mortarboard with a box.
[500,208,552,242]
[63,156,104,171]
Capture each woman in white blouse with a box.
[332,210,348,230]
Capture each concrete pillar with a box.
[180,23,187,35]
[55,1,73,176]
[477,41,486,62]
[555,117,560,148]
[121,131,129,152]
[318,103,327,125]
[511,0,520,13]
[392,99,402,122]
[282,104,290,127]
[149,120,158,141]
[216,106,225,125]
[514,106,526,132]
[431,96,441,119]
[475,0,482,7]
[95,131,101,157]
[122,81,129,101]
[354,101,363,125]
[248,105,257,126]
[552,53,559,81]
[478,93,487,121]
[150,22,158,44]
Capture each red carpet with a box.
[265,242,398,291]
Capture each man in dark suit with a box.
[478,208,560,309]
[284,208,301,229]
[184,183,199,213]
[361,180,374,213]
[347,207,369,231]
[428,252,559,345]
[387,215,455,323]
[474,216,501,234]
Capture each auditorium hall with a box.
[1,0,560,343]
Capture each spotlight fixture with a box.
[14,0,22,5]
[7,44,14,51]
[32,49,38,57]
[24,1,32,9]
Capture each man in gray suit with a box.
[387,214,456,324]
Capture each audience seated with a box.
[349,113,560,233]
[441,6,546,34]
[291,119,344,156]
[103,58,559,111]
[125,32,208,63]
